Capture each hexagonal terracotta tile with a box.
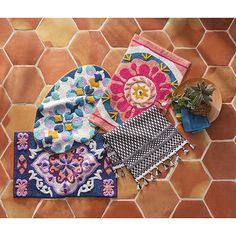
[140,31,174,51]
[73,18,106,30]
[200,18,233,30]
[4,67,44,103]
[0,125,9,157]
[233,96,236,110]
[198,32,236,66]
[103,201,143,218]
[117,168,138,199]
[0,86,11,121]
[170,161,211,198]
[38,48,76,85]
[176,124,211,160]
[0,19,12,48]
[34,200,74,218]
[5,31,44,65]
[204,67,236,103]
[174,49,206,81]
[69,31,109,65]
[136,18,168,30]
[203,142,236,179]
[172,200,211,218]
[231,56,236,74]
[165,18,204,47]
[102,18,140,47]
[136,181,179,217]
[207,104,236,140]
[0,49,11,84]
[1,143,13,179]
[0,162,9,195]
[0,203,7,218]
[1,181,40,218]
[9,18,41,30]
[37,18,77,47]
[2,105,36,140]
[102,48,126,76]
[205,181,236,217]
[35,85,53,106]
[229,19,236,43]
[67,197,110,218]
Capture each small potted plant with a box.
[168,81,215,132]
[169,81,215,119]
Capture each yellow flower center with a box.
[132,84,148,99]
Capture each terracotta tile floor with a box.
[0,18,235,218]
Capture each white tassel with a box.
[143,178,149,186]
[189,143,196,150]
[120,168,125,177]
[182,146,189,155]
[156,167,162,176]
[163,162,169,171]
[137,182,142,191]
[176,153,182,163]
[169,158,175,167]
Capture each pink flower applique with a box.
[15,179,28,197]
[108,59,173,121]
[103,179,115,197]
[17,133,29,150]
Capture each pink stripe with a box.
[92,113,116,128]
[132,39,189,69]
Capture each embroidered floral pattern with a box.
[17,133,29,150]
[31,145,99,195]
[17,154,27,175]
[108,59,172,120]
[104,156,113,174]
[103,179,115,197]
[15,179,28,197]
[14,132,117,198]
[34,66,110,154]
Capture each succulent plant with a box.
[169,81,215,118]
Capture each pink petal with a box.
[111,95,121,101]
[124,109,132,119]
[112,75,126,83]
[117,99,131,112]
[131,63,137,72]
[109,83,124,94]
[161,83,172,89]
[153,72,166,83]
[138,64,150,77]
[157,89,171,100]
[151,66,159,76]
[120,68,133,80]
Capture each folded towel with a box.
[181,108,210,133]
[89,34,191,131]
[103,106,195,190]
[14,132,117,198]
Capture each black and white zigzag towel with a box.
[103,106,194,190]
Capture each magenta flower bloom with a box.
[108,59,172,120]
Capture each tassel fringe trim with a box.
[134,142,195,190]
[110,141,195,192]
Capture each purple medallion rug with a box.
[14,132,117,198]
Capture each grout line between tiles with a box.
[101,198,112,218]
[134,199,146,218]
[65,198,76,218]
[32,199,43,218]
[202,198,214,218]
[169,199,181,218]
